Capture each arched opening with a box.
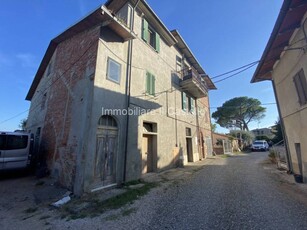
[93,115,118,188]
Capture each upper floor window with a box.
[107,57,121,84]
[293,69,307,106]
[182,92,195,113]
[146,71,156,96]
[142,18,160,52]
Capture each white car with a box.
[251,140,269,152]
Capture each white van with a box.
[0,132,34,170]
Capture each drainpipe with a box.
[123,0,140,183]
[195,99,201,159]
[271,80,293,173]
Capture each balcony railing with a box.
[180,69,208,98]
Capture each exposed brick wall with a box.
[41,27,100,189]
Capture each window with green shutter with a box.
[146,71,155,96]
[182,92,195,113]
[142,18,148,42]
[182,92,187,111]
[190,98,195,113]
[142,18,160,52]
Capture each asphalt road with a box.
[124,152,307,230]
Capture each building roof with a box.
[26,4,136,100]
[251,0,307,83]
[26,0,216,100]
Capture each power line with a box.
[0,40,97,127]
[211,60,260,79]
[213,62,258,84]
[0,109,30,125]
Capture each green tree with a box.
[229,130,255,149]
[271,119,283,143]
[212,97,266,131]
[19,118,27,131]
[211,123,217,133]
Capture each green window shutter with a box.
[151,75,156,95]
[182,92,187,111]
[155,33,160,52]
[190,98,195,113]
[146,72,151,94]
[142,18,148,42]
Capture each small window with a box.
[146,72,155,96]
[107,58,121,84]
[182,92,195,113]
[142,18,160,52]
[98,115,117,128]
[293,69,307,106]
[186,128,192,137]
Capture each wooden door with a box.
[142,134,153,174]
[94,128,117,186]
[186,138,193,162]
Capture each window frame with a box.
[106,57,122,84]
[293,69,307,106]
[182,92,195,113]
[142,18,160,52]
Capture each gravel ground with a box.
[2,152,307,230]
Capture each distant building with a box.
[25,0,216,195]
[212,133,239,155]
[251,128,273,139]
[251,0,307,181]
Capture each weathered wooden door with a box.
[94,116,118,188]
[186,138,193,162]
[142,134,154,174]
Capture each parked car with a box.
[0,131,34,170]
[251,140,269,152]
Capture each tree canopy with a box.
[212,97,266,131]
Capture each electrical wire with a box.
[213,62,259,84]
[211,60,259,79]
[0,40,97,127]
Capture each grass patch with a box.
[39,215,51,220]
[24,207,37,213]
[105,214,120,221]
[123,179,143,186]
[101,182,157,210]
[220,154,230,158]
[122,207,137,216]
[63,182,157,220]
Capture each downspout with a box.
[195,99,201,160]
[271,80,293,173]
[123,0,140,183]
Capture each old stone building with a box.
[252,0,307,181]
[26,0,216,195]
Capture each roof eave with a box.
[26,4,135,101]
[251,0,292,83]
[171,29,205,74]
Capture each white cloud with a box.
[16,53,36,68]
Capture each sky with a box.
[0,0,283,133]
